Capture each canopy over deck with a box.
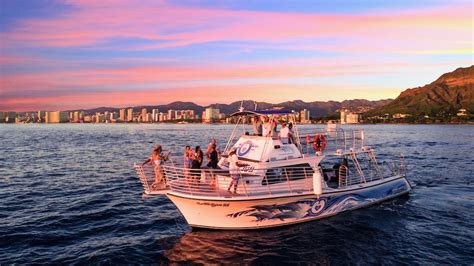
[230,110,295,117]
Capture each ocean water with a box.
[0,124,473,264]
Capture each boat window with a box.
[262,163,313,185]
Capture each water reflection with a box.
[164,216,363,264]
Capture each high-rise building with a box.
[95,112,106,123]
[158,112,165,121]
[0,112,6,123]
[119,108,126,121]
[37,111,46,122]
[110,112,118,121]
[127,108,133,122]
[152,109,159,122]
[203,107,220,123]
[72,111,81,122]
[167,109,175,120]
[300,109,310,123]
[141,108,148,122]
[45,111,69,123]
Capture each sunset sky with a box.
[1,0,473,111]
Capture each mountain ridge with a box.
[74,99,391,117]
[367,65,474,116]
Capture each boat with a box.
[134,109,411,230]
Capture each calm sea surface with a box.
[0,124,473,264]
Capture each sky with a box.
[0,0,473,111]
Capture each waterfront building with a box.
[2,112,18,123]
[341,109,360,124]
[300,109,310,123]
[119,108,126,121]
[392,113,409,119]
[158,112,166,121]
[141,108,148,122]
[95,112,106,123]
[167,109,175,120]
[152,109,159,122]
[45,111,69,123]
[127,108,133,122]
[203,107,220,123]
[72,111,81,122]
[110,112,118,121]
[37,111,46,122]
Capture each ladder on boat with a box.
[350,152,366,183]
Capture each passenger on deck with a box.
[192,146,204,169]
[207,144,219,169]
[142,144,169,189]
[252,115,263,136]
[183,146,192,169]
[183,146,192,181]
[227,147,248,194]
[279,122,290,144]
[271,118,278,137]
[191,146,204,183]
[206,138,221,159]
[288,122,295,144]
[262,116,272,137]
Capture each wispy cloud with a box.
[0,0,472,111]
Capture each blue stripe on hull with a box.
[228,177,411,223]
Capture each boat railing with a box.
[134,163,157,194]
[380,154,407,177]
[297,128,365,155]
[140,164,317,198]
[134,150,406,197]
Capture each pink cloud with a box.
[2,1,471,53]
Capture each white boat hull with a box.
[166,175,411,230]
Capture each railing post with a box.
[263,173,272,195]
[239,171,249,197]
[284,168,293,193]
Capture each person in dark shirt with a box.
[207,144,219,169]
[191,146,204,185]
[192,146,203,169]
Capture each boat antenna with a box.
[239,100,244,112]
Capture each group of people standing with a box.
[183,138,221,172]
[252,115,295,144]
[142,138,222,189]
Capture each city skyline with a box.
[1,0,473,111]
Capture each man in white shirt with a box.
[227,148,247,193]
[279,122,290,144]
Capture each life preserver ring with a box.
[313,134,326,152]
